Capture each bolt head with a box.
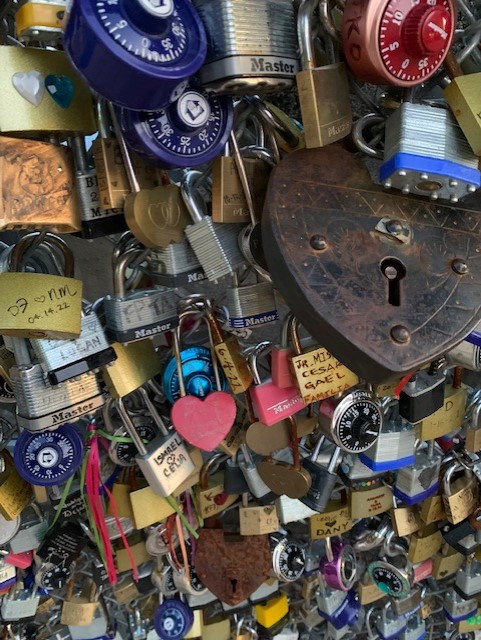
[391,325,410,344]
[452,258,468,275]
[310,235,327,251]
[385,220,404,236]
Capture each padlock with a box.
[15,0,66,44]
[390,495,423,537]
[238,444,278,504]
[359,400,416,472]
[442,461,479,525]
[115,387,195,497]
[149,239,206,288]
[289,318,359,405]
[64,0,207,111]
[349,481,394,520]
[1,584,40,621]
[275,495,318,525]
[239,496,280,536]
[271,313,296,389]
[101,339,162,399]
[317,581,361,630]
[70,135,126,239]
[372,601,408,640]
[223,451,250,495]
[393,440,442,505]
[398,368,446,424]
[270,534,306,583]
[417,370,468,440]
[432,542,464,578]
[454,556,481,599]
[181,169,244,282]
[192,0,298,94]
[296,0,352,148]
[0,45,96,135]
[212,139,273,225]
[60,576,99,627]
[257,415,312,499]
[104,248,178,343]
[399,616,426,640]
[30,306,117,385]
[309,499,352,540]
[392,586,423,618]
[446,320,481,371]
[170,306,237,452]
[380,102,480,202]
[319,537,357,592]
[317,386,383,453]
[465,390,481,452]
[195,454,238,520]
[256,592,290,636]
[8,504,48,554]
[0,232,83,339]
[439,516,481,556]
[226,270,278,331]
[300,437,342,513]
[443,590,477,623]
[368,535,413,598]
[0,452,32,521]
[119,84,233,169]
[407,523,443,564]
[341,0,456,86]
[248,342,305,426]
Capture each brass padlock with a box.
[100,340,162,399]
[407,524,443,564]
[0,451,33,520]
[442,462,479,525]
[194,454,238,520]
[0,45,95,135]
[60,577,98,627]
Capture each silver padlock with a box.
[30,306,117,384]
[150,239,206,288]
[0,584,40,621]
[225,270,278,330]
[181,169,244,282]
[115,387,195,497]
[192,0,299,95]
[9,504,48,554]
[104,248,179,343]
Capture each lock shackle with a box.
[280,312,294,349]
[10,232,74,277]
[324,536,334,562]
[70,136,89,174]
[289,317,304,356]
[239,145,277,167]
[180,170,210,224]
[364,605,379,640]
[199,453,228,490]
[247,96,301,150]
[309,435,326,462]
[381,600,394,623]
[113,248,149,298]
[173,308,222,398]
[442,461,474,494]
[382,529,409,558]
[135,387,169,437]
[297,0,318,72]
[248,341,273,385]
[115,398,148,457]
[112,231,140,270]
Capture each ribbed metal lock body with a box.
[181,170,244,282]
[226,279,278,329]
[193,0,299,95]
[104,249,178,343]
[10,363,104,431]
[31,312,116,384]
[150,240,206,287]
[381,103,481,202]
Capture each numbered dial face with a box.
[14,424,83,486]
[332,391,382,453]
[109,422,157,466]
[96,1,187,65]
[154,599,194,640]
[342,0,455,86]
[368,561,410,597]
[120,89,233,168]
[36,563,69,590]
[272,538,306,582]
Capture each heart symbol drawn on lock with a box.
[34,296,46,303]
[325,520,337,528]
[45,74,74,109]
[171,391,236,452]
[12,71,45,106]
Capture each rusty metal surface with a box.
[194,528,272,605]
[262,145,481,383]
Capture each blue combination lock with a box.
[64,0,207,110]
[118,85,234,168]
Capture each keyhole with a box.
[380,257,406,307]
[230,578,238,593]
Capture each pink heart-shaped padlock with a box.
[171,391,237,451]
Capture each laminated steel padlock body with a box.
[192,0,299,95]
[262,144,481,383]
[104,248,178,343]
[226,271,278,330]
[150,240,206,288]
[30,312,117,384]
[10,364,104,432]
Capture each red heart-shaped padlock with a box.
[171,391,236,451]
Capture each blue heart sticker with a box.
[44,74,74,109]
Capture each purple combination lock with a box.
[64,0,207,111]
[118,86,234,168]
[320,537,358,592]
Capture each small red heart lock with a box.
[170,302,237,451]
[171,390,236,452]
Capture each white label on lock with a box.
[137,0,174,18]
[0,563,16,584]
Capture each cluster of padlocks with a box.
[1,0,481,639]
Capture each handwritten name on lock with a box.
[310,503,353,539]
[0,273,82,338]
[291,347,359,403]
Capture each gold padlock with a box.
[432,543,464,579]
[349,483,393,519]
[194,454,238,520]
[100,340,162,399]
[0,451,33,520]
[0,46,95,136]
[309,500,352,539]
[442,462,478,525]
[407,524,443,564]
[60,577,98,627]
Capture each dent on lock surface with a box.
[262,145,481,383]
